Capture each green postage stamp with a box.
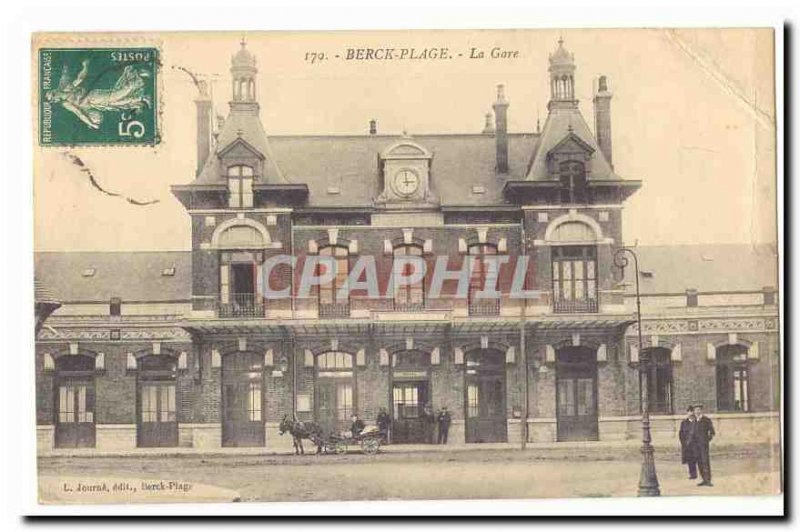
[39,47,159,146]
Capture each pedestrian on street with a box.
[437,406,452,444]
[377,407,391,444]
[692,404,716,487]
[678,405,698,479]
[423,404,435,444]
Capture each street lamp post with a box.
[614,247,661,497]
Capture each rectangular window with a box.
[393,385,420,418]
[247,381,262,422]
[558,379,576,416]
[393,245,425,309]
[468,244,500,316]
[109,297,121,316]
[141,385,158,423]
[576,378,594,416]
[319,246,350,315]
[733,368,749,411]
[228,178,241,208]
[59,386,75,423]
[552,246,598,313]
[160,385,177,422]
[227,165,255,209]
[467,384,480,418]
[337,384,353,421]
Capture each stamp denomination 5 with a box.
[39,47,159,146]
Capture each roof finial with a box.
[536,109,541,133]
[240,36,247,49]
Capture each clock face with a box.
[393,169,420,196]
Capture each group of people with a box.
[679,404,716,487]
[350,405,453,444]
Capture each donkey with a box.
[279,414,323,455]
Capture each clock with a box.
[393,169,420,196]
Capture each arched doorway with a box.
[137,355,179,447]
[222,352,265,447]
[555,346,598,441]
[315,351,356,435]
[391,350,432,444]
[464,349,507,443]
[54,355,96,448]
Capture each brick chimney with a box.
[369,119,377,135]
[195,83,212,175]
[492,84,509,174]
[593,75,613,168]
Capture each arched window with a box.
[716,345,750,411]
[318,245,350,317]
[317,351,353,370]
[640,348,673,414]
[217,225,265,249]
[227,165,254,208]
[559,160,587,204]
[552,245,598,313]
[468,243,500,316]
[393,244,425,311]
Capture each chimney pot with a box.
[369,119,377,135]
[195,95,213,176]
[593,75,613,168]
[492,84,509,174]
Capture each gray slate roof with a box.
[34,244,778,304]
[630,243,779,294]
[34,251,192,303]
[193,133,541,207]
[526,106,619,181]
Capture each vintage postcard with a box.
[31,28,781,507]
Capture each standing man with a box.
[437,406,452,444]
[377,407,391,444]
[678,405,698,479]
[692,404,716,487]
[423,404,435,444]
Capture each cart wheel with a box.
[335,441,347,455]
[361,437,380,455]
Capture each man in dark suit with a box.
[692,404,716,487]
[437,407,452,444]
[678,405,698,479]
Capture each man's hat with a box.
[689,403,704,410]
[686,405,694,412]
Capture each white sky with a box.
[33,28,776,251]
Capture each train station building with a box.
[34,40,780,452]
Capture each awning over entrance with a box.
[179,313,636,337]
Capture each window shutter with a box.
[220,264,230,304]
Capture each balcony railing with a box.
[553,298,599,314]
[392,301,426,312]
[218,293,265,318]
[468,298,501,316]
[318,301,351,318]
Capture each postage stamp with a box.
[38,47,159,146]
